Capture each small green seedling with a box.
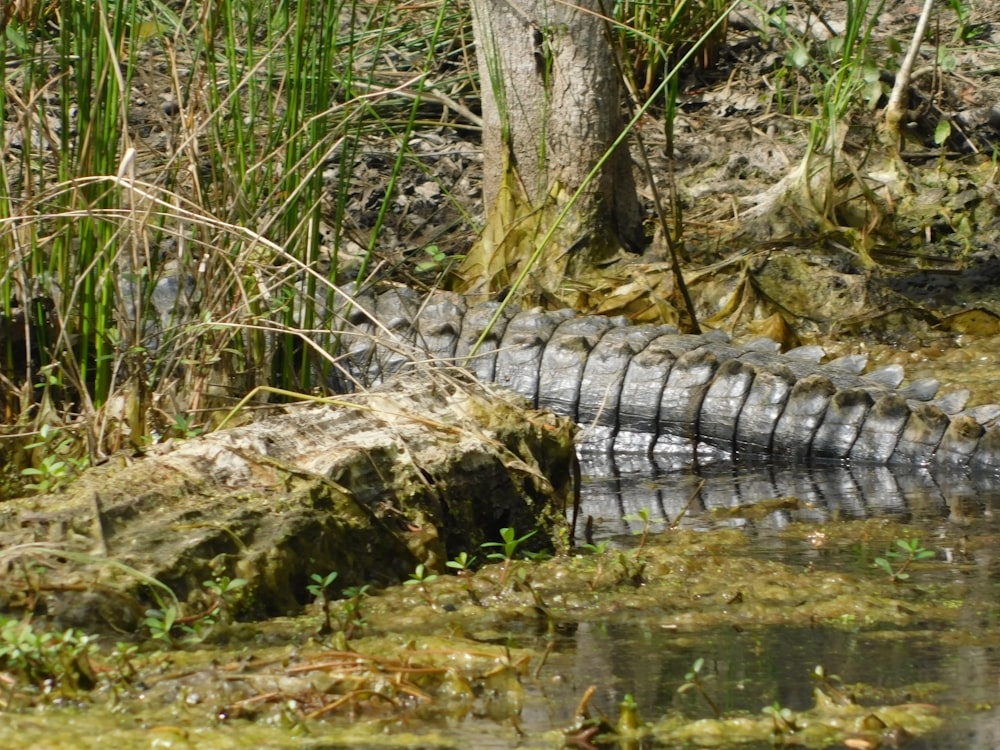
[20,425,88,493]
[405,563,438,585]
[170,413,204,439]
[874,538,935,582]
[678,657,721,718]
[307,571,339,599]
[483,527,538,560]
[404,563,439,605]
[307,571,339,634]
[446,551,477,574]
[202,575,248,624]
[446,551,479,599]
[415,244,464,273]
[482,527,537,586]
[143,606,179,643]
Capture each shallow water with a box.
[579,448,1000,536]
[3,452,999,749]
[573,451,1000,749]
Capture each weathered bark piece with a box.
[0,375,576,628]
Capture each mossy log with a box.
[0,374,576,629]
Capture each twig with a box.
[884,0,936,146]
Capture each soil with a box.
[313,1,1000,353]
[7,2,1000,391]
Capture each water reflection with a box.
[563,449,1000,749]
[578,447,1000,539]
[539,621,1000,749]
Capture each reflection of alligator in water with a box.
[577,448,1000,535]
[336,288,1000,471]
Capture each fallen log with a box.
[0,373,577,629]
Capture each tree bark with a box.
[1,375,576,625]
[458,0,645,303]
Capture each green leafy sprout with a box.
[482,527,537,586]
[874,538,935,582]
[678,657,722,718]
[307,571,339,635]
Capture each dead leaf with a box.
[747,313,800,349]
[937,308,1000,336]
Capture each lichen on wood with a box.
[0,373,577,628]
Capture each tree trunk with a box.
[458,0,645,304]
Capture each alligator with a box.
[333,287,1000,472]
[578,450,1000,536]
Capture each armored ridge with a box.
[336,288,1000,471]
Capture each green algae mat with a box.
[4,512,997,750]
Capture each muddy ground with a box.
[319,0,1000,351]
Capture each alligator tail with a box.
[336,289,1000,470]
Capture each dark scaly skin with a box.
[414,294,466,362]
[850,393,911,464]
[337,290,1000,471]
[494,309,574,402]
[811,389,873,460]
[936,415,984,465]
[615,333,706,451]
[698,359,755,451]
[658,347,728,446]
[734,364,795,455]
[770,374,837,461]
[538,315,615,419]
[577,324,669,438]
[892,402,951,465]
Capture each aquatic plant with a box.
[337,585,371,639]
[109,642,141,685]
[580,540,611,590]
[142,575,249,645]
[616,507,654,587]
[617,551,647,588]
[307,571,339,635]
[305,572,371,638]
[678,657,722,718]
[624,506,653,555]
[763,700,798,735]
[874,538,935,582]
[812,664,853,705]
[0,618,97,700]
[482,527,537,587]
[616,692,643,736]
